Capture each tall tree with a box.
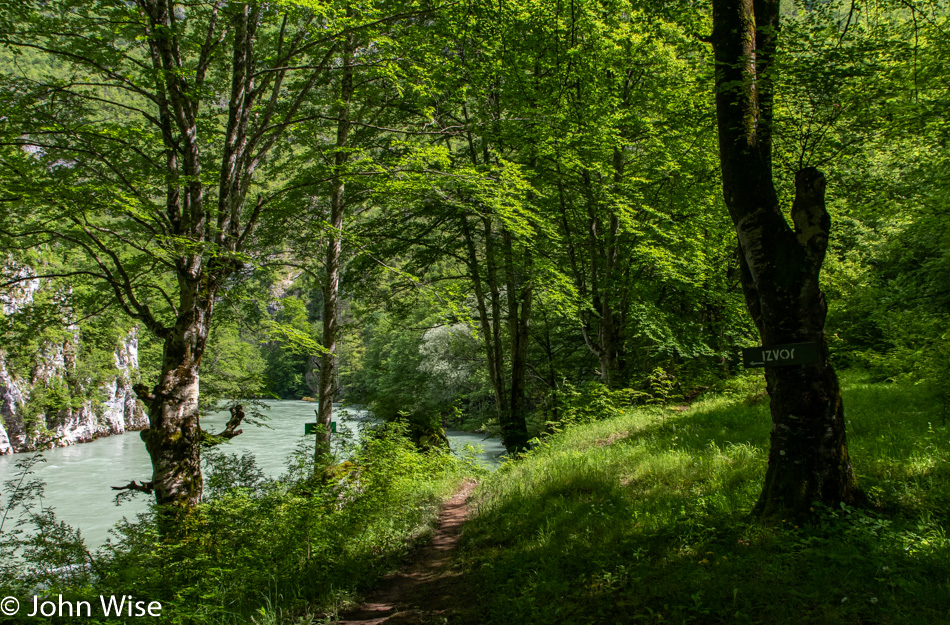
[710,0,865,518]
[0,0,348,515]
[458,210,534,453]
[314,33,355,461]
[273,8,437,461]
[402,0,540,453]
[533,0,718,388]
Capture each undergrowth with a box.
[460,371,950,624]
[0,422,477,624]
[5,372,948,624]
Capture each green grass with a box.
[459,371,950,624]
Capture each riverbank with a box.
[457,371,950,624]
[1,422,480,624]
[0,401,505,548]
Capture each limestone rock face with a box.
[0,328,28,455]
[0,332,147,453]
[0,266,40,315]
[96,333,149,436]
[0,265,147,454]
[0,420,11,455]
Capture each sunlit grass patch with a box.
[461,372,950,624]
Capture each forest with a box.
[0,0,948,623]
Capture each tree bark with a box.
[316,36,354,462]
[503,228,532,453]
[137,271,217,514]
[711,0,864,519]
[461,216,507,416]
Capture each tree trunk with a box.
[483,216,508,414]
[317,228,341,460]
[599,154,626,388]
[573,168,627,389]
[461,216,531,454]
[503,228,532,454]
[711,0,864,519]
[317,38,354,463]
[597,306,624,388]
[461,216,507,415]
[540,308,560,427]
[139,271,216,515]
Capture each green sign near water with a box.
[742,342,820,368]
[304,422,336,435]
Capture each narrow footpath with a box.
[333,479,479,625]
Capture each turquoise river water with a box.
[0,401,505,548]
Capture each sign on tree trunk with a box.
[742,343,820,368]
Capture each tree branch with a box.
[111,480,154,494]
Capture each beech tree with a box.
[531,1,720,388]
[350,154,538,454]
[0,0,357,515]
[272,9,441,460]
[433,0,540,454]
[313,33,354,461]
[710,0,865,518]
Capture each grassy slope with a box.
[460,372,950,624]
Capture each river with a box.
[0,401,505,548]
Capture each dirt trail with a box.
[332,479,479,625]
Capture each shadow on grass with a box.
[456,377,950,624]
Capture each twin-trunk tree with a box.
[460,213,533,454]
[710,0,865,518]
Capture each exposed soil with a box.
[332,479,480,625]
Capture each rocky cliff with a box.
[0,266,147,454]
